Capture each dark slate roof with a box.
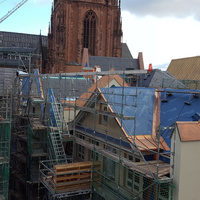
[0,46,45,69]
[0,47,36,53]
[0,47,36,69]
[122,43,133,59]
[89,56,140,71]
[0,31,47,48]
[41,76,93,100]
[138,69,186,89]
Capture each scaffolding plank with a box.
[20,70,148,78]
[54,161,92,174]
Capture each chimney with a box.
[138,52,144,70]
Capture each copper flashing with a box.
[177,121,200,142]
[152,88,161,138]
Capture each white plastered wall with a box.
[171,127,200,200]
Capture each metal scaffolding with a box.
[0,79,12,200]
[7,69,176,199]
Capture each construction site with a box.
[1,0,200,200]
[0,67,175,200]
[0,51,200,200]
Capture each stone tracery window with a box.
[83,10,97,55]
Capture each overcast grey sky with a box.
[122,0,199,19]
[121,0,200,69]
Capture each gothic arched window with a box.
[83,11,97,55]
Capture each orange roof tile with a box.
[177,121,200,142]
[76,73,129,107]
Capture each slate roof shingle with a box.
[139,69,186,89]
[89,56,140,71]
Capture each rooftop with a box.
[177,121,200,142]
[167,56,200,81]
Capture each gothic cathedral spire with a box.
[46,0,122,73]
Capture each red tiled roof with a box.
[76,72,129,107]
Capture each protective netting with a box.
[0,163,9,200]
[0,123,10,160]
[162,78,200,90]
[92,151,174,200]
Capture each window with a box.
[126,169,141,194]
[91,140,99,160]
[103,106,108,122]
[83,10,97,55]
[159,183,170,200]
[77,144,85,160]
[78,134,85,140]
[91,150,98,161]
[76,134,85,160]
[127,153,140,162]
[103,146,116,180]
[128,155,133,161]
[104,157,115,180]
[3,53,7,59]
[99,104,108,125]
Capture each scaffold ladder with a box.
[48,88,69,163]
[49,88,70,137]
[49,127,67,162]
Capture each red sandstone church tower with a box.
[45,0,122,73]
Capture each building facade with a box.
[46,0,122,73]
[0,31,47,73]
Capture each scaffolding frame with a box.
[18,70,173,200]
[0,49,42,73]
[0,80,12,200]
[10,70,176,200]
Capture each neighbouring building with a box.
[0,31,47,73]
[0,31,47,48]
[167,56,200,89]
[171,121,200,200]
[137,69,186,88]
